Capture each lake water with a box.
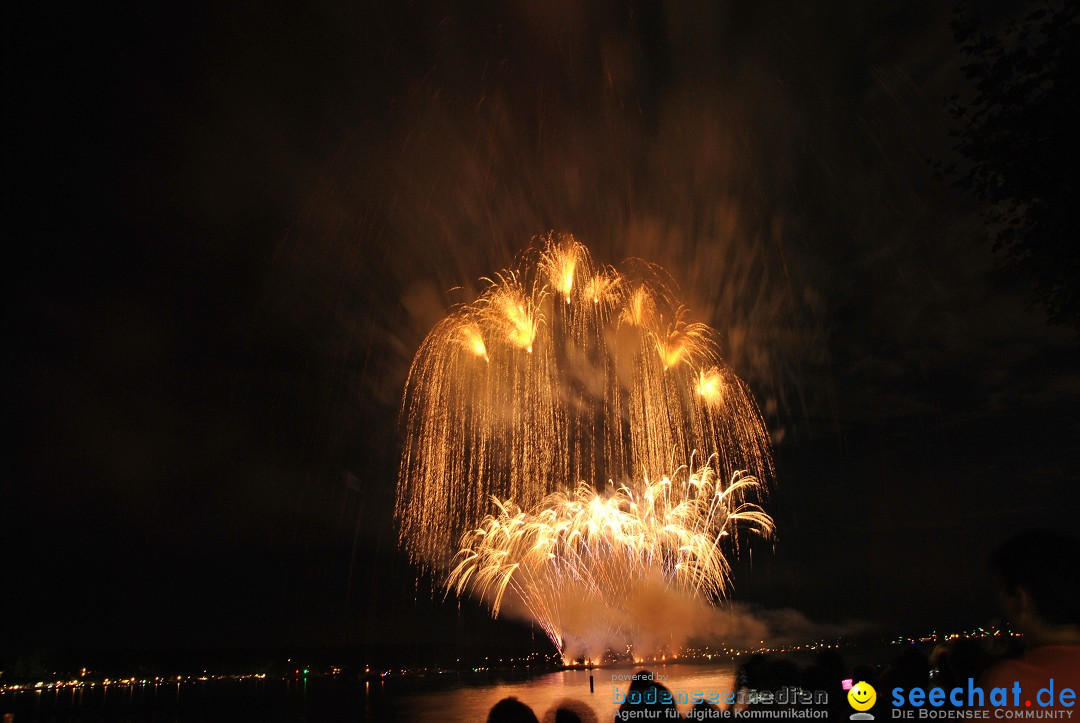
[0,663,737,721]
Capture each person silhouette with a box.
[488,696,540,723]
[979,530,1080,712]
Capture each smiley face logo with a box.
[848,681,876,712]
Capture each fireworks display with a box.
[396,234,775,656]
[448,465,773,654]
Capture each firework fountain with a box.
[397,234,774,660]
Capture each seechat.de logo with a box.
[848,680,877,720]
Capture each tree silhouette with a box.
[946,2,1080,331]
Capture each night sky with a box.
[5,1,1078,668]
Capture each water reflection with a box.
[400,664,736,721]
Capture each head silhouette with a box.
[992,530,1080,631]
[488,696,540,723]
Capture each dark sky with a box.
[5,1,1078,667]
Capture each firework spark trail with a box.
[396,233,774,655]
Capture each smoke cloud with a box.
[494,576,871,661]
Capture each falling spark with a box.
[584,268,621,305]
[695,367,724,406]
[481,272,539,353]
[541,237,583,305]
[622,285,655,328]
[657,307,712,370]
[460,324,488,361]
